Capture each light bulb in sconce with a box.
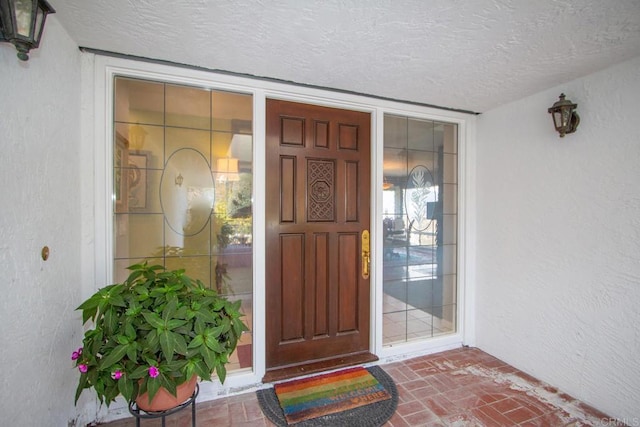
[129,124,148,150]
[175,173,184,187]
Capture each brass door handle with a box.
[362,230,370,279]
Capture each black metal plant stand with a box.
[128,384,199,427]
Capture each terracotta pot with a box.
[135,375,198,412]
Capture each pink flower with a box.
[71,347,83,361]
[111,370,123,380]
[78,364,88,373]
[148,366,159,378]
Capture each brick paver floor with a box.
[100,347,623,426]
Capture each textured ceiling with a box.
[51,0,640,113]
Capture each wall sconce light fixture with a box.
[128,124,148,151]
[0,0,55,61]
[548,93,580,137]
[175,173,184,187]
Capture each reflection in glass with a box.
[114,78,165,125]
[383,114,458,346]
[115,214,165,259]
[160,148,214,236]
[166,84,211,130]
[165,127,211,163]
[113,77,254,372]
[115,123,164,166]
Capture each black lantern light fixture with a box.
[548,93,580,138]
[0,0,55,61]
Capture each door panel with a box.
[265,99,371,372]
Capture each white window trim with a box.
[373,106,477,362]
[80,52,476,423]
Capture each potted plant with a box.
[72,262,249,411]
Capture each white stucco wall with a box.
[476,56,640,420]
[0,18,84,426]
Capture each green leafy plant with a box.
[72,262,249,407]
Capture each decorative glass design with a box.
[113,77,254,372]
[382,115,458,345]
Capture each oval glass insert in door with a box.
[160,148,215,237]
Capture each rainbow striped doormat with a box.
[274,366,392,424]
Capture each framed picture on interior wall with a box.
[127,151,150,211]
[114,133,129,213]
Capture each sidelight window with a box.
[112,77,254,372]
[382,114,458,345]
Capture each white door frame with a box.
[81,52,476,422]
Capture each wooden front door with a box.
[265,99,373,379]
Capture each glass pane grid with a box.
[383,114,458,347]
[113,77,254,372]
